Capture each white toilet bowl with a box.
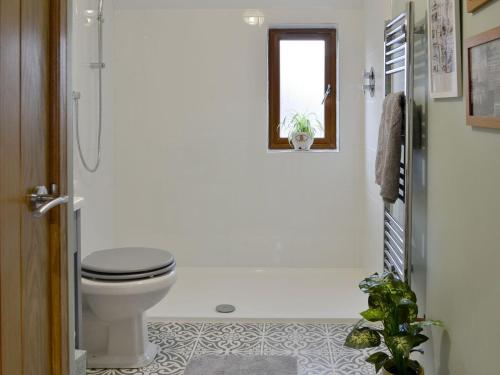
[81,247,176,369]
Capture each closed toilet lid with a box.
[81,261,176,281]
[82,247,175,275]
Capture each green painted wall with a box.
[424,0,500,373]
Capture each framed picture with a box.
[467,0,494,13]
[427,0,461,98]
[466,26,500,129]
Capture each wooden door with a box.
[0,0,69,374]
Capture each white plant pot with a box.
[290,132,314,151]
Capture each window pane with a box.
[279,40,325,138]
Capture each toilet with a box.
[81,247,177,369]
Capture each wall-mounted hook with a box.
[363,67,375,97]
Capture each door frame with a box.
[50,0,70,374]
[0,0,70,373]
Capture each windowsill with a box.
[267,149,339,154]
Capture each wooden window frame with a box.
[268,28,337,150]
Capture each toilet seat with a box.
[82,247,176,282]
[82,261,176,281]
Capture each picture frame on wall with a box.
[466,26,500,129]
[467,0,494,13]
[427,0,461,98]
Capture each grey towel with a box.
[375,92,404,203]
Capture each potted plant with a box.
[344,272,443,375]
[279,112,322,151]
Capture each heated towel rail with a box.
[383,2,415,284]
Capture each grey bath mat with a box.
[184,355,297,375]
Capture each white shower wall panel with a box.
[112,5,366,267]
[72,0,115,258]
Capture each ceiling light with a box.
[243,9,265,26]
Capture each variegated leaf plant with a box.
[345,272,443,375]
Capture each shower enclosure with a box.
[71,0,422,321]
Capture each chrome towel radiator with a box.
[383,2,415,284]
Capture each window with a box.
[268,29,337,150]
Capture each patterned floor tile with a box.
[263,323,330,354]
[333,347,376,375]
[141,351,192,375]
[148,322,202,352]
[194,323,264,355]
[87,350,192,375]
[87,370,145,375]
[325,323,353,351]
[87,321,378,375]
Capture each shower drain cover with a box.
[216,304,236,314]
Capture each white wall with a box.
[112,3,366,267]
[73,0,115,258]
[114,0,364,10]
[361,0,390,274]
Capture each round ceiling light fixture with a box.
[243,9,265,26]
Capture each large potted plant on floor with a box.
[279,112,321,151]
[344,272,443,375]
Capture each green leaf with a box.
[385,335,413,358]
[411,320,444,329]
[411,333,429,348]
[398,298,416,306]
[359,273,391,293]
[396,299,418,323]
[366,352,389,373]
[278,111,318,138]
[408,359,422,373]
[403,290,417,303]
[360,308,385,322]
[344,327,381,349]
[368,294,386,310]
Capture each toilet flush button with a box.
[216,304,236,314]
